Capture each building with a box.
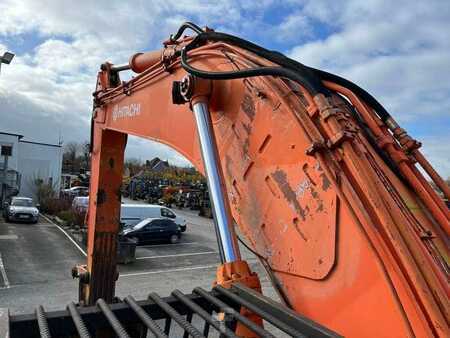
[0,131,63,200]
[145,157,170,172]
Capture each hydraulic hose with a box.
[180,47,321,95]
[170,22,204,42]
[175,25,413,185]
[182,31,328,96]
[179,29,392,122]
[174,25,398,143]
[310,68,392,122]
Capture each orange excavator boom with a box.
[78,23,449,337]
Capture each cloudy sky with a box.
[0,1,449,176]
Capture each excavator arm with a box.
[79,23,449,337]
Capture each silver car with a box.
[3,197,40,223]
[72,196,89,213]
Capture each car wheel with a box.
[169,234,180,244]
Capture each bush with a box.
[56,209,86,227]
[29,176,70,214]
[162,193,175,207]
[57,210,76,226]
[41,197,71,215]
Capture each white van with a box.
[120,204,187,232]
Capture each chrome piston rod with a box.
[192,101,241,262]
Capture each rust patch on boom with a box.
[271,169,306,220]
[320,173,331,191]
[241,93,256,121]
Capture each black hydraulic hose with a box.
[173,25,389,121]
[175,23,407,217]
[182,31,328,96]
[309,68,392,122]
[170,22,204,42]
[181,47,320,95]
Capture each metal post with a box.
[79,128,127,305]
[192,102,241,263]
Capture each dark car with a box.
[3,197,40,223]
[120,218,181,244]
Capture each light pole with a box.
[0,51,15,75]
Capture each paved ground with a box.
[1,201,277,315]
[0,216,82,313]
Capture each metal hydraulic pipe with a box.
[192,101,241,262]
[110,63,131,72]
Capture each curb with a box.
[41,214,87,257]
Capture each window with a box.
[161,208,176,218]
[152,220,163,227]
[160,220,174,228]
[11,199,33,207]
[143,224,153,231]
[1,144,13,156]
[123,217,141,221]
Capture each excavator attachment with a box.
[6,22,449,337]
[7,283,340,337]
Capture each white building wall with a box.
[18,141,63,198]
[0,133,20,171]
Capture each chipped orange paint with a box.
[85,39,450,337]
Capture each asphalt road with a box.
[1,203,278,315]
[0,216,82,313]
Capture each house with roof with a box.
[145,157,170,172]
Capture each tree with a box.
[28,173,58,210]
[124,158,143,177]
[62,141,90,174]
[81,142,90,171]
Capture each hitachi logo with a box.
[112,103,141,121]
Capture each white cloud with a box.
[420,136,450,180]
[274,12,312,43]
[0,0,448,176]
[289,0,450,175]
[0,1,276,166]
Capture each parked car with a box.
[120,203,187,231]
[72,196,89,213]
[120,218,181,244]
[62,186,89,199]
[3,197,40,223]
[73,197,188,231]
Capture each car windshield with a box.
[131,219,150,230]
[11,199,33,207]
[78,197,89,205]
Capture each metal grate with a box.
[9,283,341,337]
